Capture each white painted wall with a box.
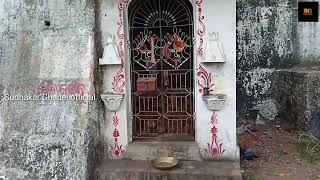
[99,0,129,159]
[297,1,320,62]
[99,0,238,160]
[195,0,238,160]
[297,22,320,62]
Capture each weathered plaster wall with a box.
[236,0,320,137]
[0,0,103,179]
[276,68,320,137]
[297,1,320,62]
[297,23,320,62]
[236,0,298,122]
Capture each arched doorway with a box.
[128,0,194,140]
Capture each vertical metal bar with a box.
[139,118,142,136]
[185,96,188,113]
[175,96,178,112]
[157,96,159,112]
[184,73,187,90]
[180,73,182,89]
[151,97,153,112]
[175,73,178,89]
[167,96,169,113]
[180,119,182,134]
[181,97,183,112]
[185,119,187,135]
[171,120,174,134]
[168,119,170,133]
[176,120,178,134]
[170,73,173,89]
[138,96,140,113]
[171,96,174,112]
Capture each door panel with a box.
[129,0,194,140]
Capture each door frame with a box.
[122,0,198,142]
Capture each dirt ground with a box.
[239,126,320,180]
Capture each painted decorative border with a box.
[197,64,214,93]
[203,112,225,157]
[196,0,205,57]
[110,0,129,95]
[117,0,129,64]
[112,67,125,94]
[109,112,125,158]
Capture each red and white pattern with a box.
[112,67,125,94]
[203,112,225,157]
[38,80,86,95]
[109,112,125,158]
[197,64,214,93]
[117,0,129,64]
[110,0,129,95]
[196,0,205,57]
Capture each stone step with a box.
[95,159,242,180]
[123,141,202,161]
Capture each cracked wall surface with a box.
[237,0,320,137]
[237,0,295,121]
[0,0,104,179]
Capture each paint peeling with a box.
[252,99,278,121]
[241,68,273,99]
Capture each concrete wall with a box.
[236,0,320,137]
[0,0,103,179]
[236,0,298,122]
[197,0,237,160]
[297,1,320,62]
[276,68,320,137]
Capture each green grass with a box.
[298,132,320,163]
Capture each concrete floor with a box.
[95,159,242,180]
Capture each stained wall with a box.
[236,0,320,137]
[0,0,102,179]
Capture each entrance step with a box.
[123,141,202,161]
[95,159,242,180]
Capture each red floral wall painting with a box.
[196,0,206,57]
[197,64,214,94]
[112,68,125,95]
[111,0,129,96]
[203,112,225,157]
[109,112,125,158]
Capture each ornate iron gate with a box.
[129,0,194,140]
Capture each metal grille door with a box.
[129,0,194,140]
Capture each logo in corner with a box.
[298,2,319,22]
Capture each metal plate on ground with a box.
[151,157,179,170]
